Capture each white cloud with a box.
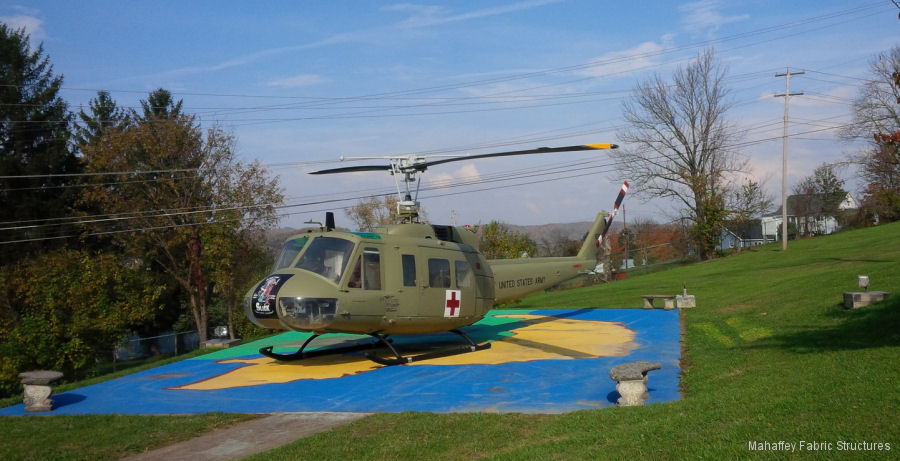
[267,74,327,88]
[679,0,749,37]
[385,0,563,28]
[0,13,47,41]
[426,163,481,190]
[580,36,674,78]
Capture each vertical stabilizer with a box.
[577,212,610,261]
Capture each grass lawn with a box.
[248,222,900,460]
[2,222,898,460]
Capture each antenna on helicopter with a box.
[309,144,619,223]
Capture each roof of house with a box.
[770,192,857,217]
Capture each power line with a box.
[1,115,878,243]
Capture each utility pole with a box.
[775,67,803,251]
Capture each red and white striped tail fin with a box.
[598,181,629,246]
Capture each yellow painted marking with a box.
[585,143,614,149]
[174,314,636,391]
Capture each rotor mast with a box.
[389,155,426,223]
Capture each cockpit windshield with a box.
[295,236,356,283]
[274,237,309,270]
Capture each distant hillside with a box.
[509,220,622,244]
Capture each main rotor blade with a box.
[307,143,617,175]
[309,164,392,175]
[419,143,618,169]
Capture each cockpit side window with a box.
[274,237,309,270]
[295,237,355,283]
[347,247,382,290]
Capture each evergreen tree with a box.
[135,88,183,120]
[74,90,128,150]
[0,24,77,263]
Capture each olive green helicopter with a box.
[244,143,627,365]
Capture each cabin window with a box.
[274,237,308,269]
[348,248,382,290]
[455,261,472,288]
[401,254,417,287]
[428,258,451,288]
[363,248,381,290]
[295,237,355,283]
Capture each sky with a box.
[3,1,898,229]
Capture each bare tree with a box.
[841,46,900,140]
[613,49,746,259]
[841,46,900,222]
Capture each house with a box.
[717,192,859,250]
[717,220,774,250]
[769,192,859,238]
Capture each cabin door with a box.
[418,251,477,322]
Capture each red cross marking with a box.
[446,291,460,316]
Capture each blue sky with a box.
[3,1,897,228]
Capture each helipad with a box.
[0,308,681,415]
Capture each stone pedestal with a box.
[609,361,661,407]
[19,370,63,412]
[843,291,890,309]
[676,295,696,308]
[615,380,648,406]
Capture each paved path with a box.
[122,412,369,460]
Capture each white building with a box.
[767,192,859,237]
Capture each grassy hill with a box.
[2,222,898,460]
[253,222,900,460]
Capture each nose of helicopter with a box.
[276,296,338,331]
[244,272,338,332]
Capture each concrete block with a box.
[842,291,890,309]
[676,295,696,308]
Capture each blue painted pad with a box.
[0,309,681,415]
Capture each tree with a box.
[791,164,848,235]
[841,46,900,223]
[860,134,900,222]
[204,155,283,340]
[345,195,400,231]
[0,249,161,397]
[841,46,900,140]
[79,91,282,341]
[812,164,847,215]
[613,49,745,260]
[790,175,819,236]
[722,179,774,250]
[727,179,773,225]
[0,24,78,263]
[135,88,183,120]
[537,230,579,257]
[477,221,536,259]
[74,90,129,150]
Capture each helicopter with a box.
[244,143,625,365]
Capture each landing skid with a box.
[258,329,490,365]
[259,333,385,361]
[365,329,491,366]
